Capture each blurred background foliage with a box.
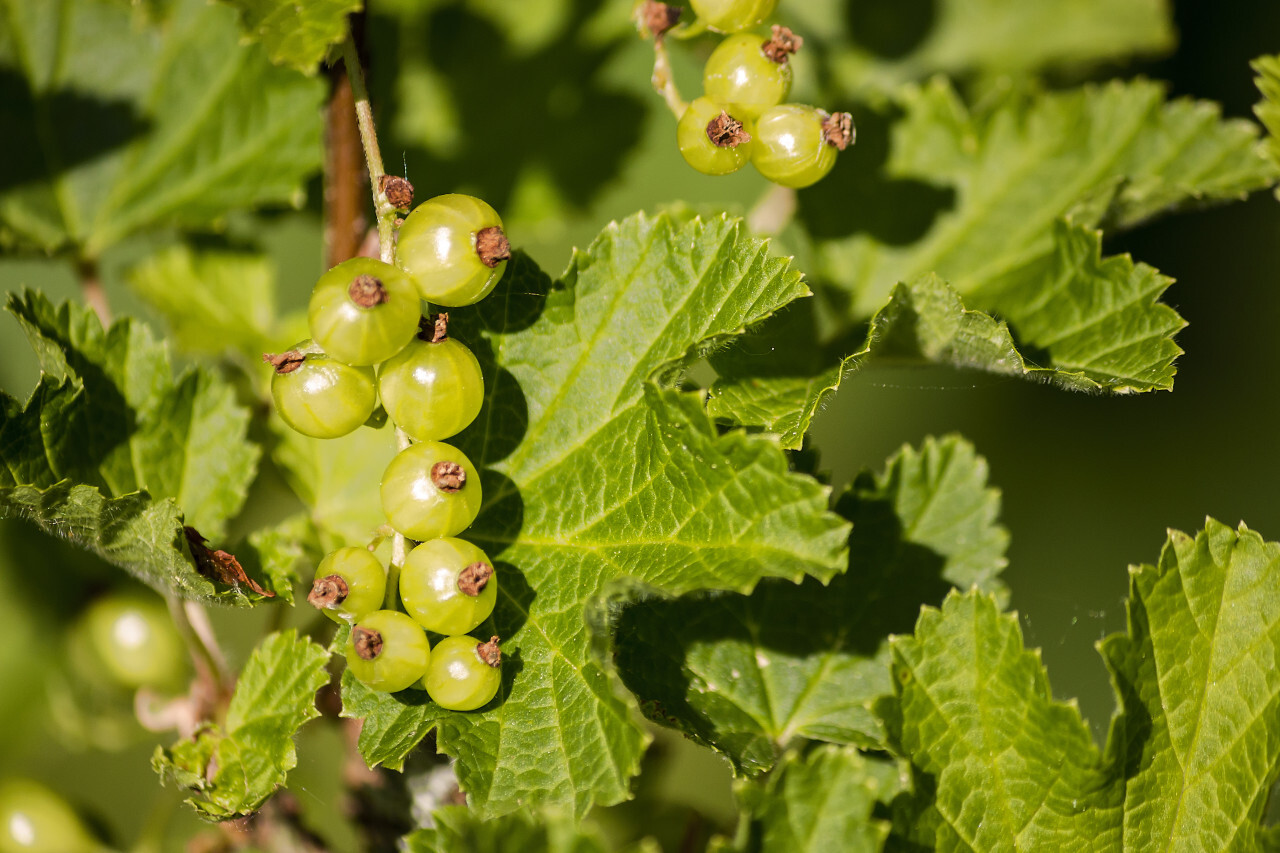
[1,0,1278,849]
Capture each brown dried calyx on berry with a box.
[352,626,384,661]
[308,574,349,610]
[476,226,511,269]
[431,460,466,492]
[263,350,306,374]
[418,312,450,343]
[822,111,855,151]
[762,25,803,63]
[476,636,502,668]
[457,562,493,597]
[706,111,751,148]
[379,174,414,210]
[642,1,681,38]
[349,274,389,307]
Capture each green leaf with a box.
[712,236,1183,448]
[335,214,849,818]
[237,513,323,607]
[610,434,1005,774]
[0,292,269,603]
[819,78,1276,319]
[127,246,282,365]
[0,0,324,256]
[1254,55,1280,178]
[406,806,630,853]
[154,630,330,818]
[271,417,398,551]
[721,746,890,853]
[217,0,361,74]
[885,519,1280,849]
[788,0,1173,93]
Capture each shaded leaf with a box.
[1254,55,1280,184]
[610,435,1005,773]
[788,0,1173,94]
[0,0,324,256]
[154,631,330,818]
[720,746,890,853]
[406,806,631,853]
[819,78,1275,319]
[0,293,267,603]
[712,228,1183,447]
[218,0,361,73]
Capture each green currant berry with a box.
[0,779,100,853]
[308,257,421,366]
[690,0,777,32]
[308,547,388,624]
[266,340,378,439]
[344,610,431,693]
[750,105,854,188]
[397,194,511,307]
[378,315,484,442]
[702,27,800,119]
[380,440,483,540]
[400,538,497,635]
[424,635,502,711]
[677,97,752,176]
[73,593,187,691]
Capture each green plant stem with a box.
[75,257,111,326]
[165,594,229,701]
[340,32,413,577]
[650,35,688,118]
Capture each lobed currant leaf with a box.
[884,519,1280,849]
[216,0,361,74]
[0,292,269,603]
[153,631,330,819]
[338,213,848,818]
[0,0,324,256]
[790,0,1172,93]
[712,219,1185,449]
[610,435,1006,774]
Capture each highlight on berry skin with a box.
[750,104,855,188]
[702,27,801,119]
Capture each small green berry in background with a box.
[3,0,1280,851]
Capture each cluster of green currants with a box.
[676,2,854,187]
[266,188,509,712]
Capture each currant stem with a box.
[649,36,688,119]
[341,29,415,580]
[76,257,111,326]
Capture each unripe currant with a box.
[345,610,432,693]
[703,27,802,119]
[0,779,100,853]
[68,592,187,692]
[307,257,421,366]
[400,538,497,635]
[677,97,752,176]
[265,341,378,439]
[424,635,503,711]
[378,314,484,442]
[397,194,511,307]
[380,440,483,540]
[308,547,388,624]
[689,0,777,32]
[751,105,855,188]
